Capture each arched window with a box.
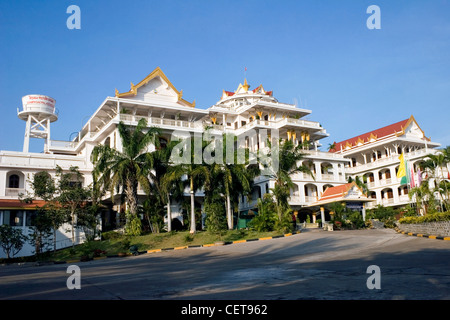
[104,137,111,147]
[8,174,19,189]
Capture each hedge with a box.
[398,212,450,224]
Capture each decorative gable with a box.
[397,116,427,140]
[115,67,195,108]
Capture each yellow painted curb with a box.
[417,234,424,237]
[232,240,247,244]
[284,233,293,237]
[428,235,437,239]
[147,249,162,254]
[408,232,414,236]
[66,259,79,264]
[203,243,215,247]
[444,237,450,241]
[174,246,188,250]
[259,237,273,241]
[93,256,107,260]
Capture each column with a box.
[315,161,322,181]
[320,206,325,223]
[362,203,366,221]
[333,163,339,181]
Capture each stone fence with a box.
[396,220,450,238]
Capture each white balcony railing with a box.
[345,148,432,173]
[5,188,25,197]
[382,198,394,205]
[305,196,317,203]
[120,114,202,130]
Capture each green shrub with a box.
[248,195,278,232]
[347,211,365,229]
[204,199,227,233]
[399,212,450,224]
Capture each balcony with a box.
[5,188,25,197]
[120,114,202,130]
[345,148,432,174]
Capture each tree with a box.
[56,166,92,247]
[150,139,185,233]
[419,150,449,211]
[91,118,161,234]
[267,138,313,226]
[20,171,64,254]
[164,135,210,234]
[409,180,435,215]
[0,225,28,259]
[208,133,258,230]
[248,194,278,232]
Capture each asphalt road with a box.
[1,228,449,301]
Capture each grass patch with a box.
[33,229,286,262]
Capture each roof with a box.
[221,80,273,100]
[330,117,412,153]
[0,199,47,210]
[308,182,375,207]
[320,183,355,202]
[114,67,196,108]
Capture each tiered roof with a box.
[329,116,429,153]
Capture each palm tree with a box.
[420,152,448,211]
[409,180,434,215]
[163,136,210,234]
[157,140,187,232]
[206,133,260,230]
[267,138,313,222]
[91,118,161,231]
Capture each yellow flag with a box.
[397,153,407,184]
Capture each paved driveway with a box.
[1,228,449,300]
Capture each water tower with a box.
[18,94,58,153]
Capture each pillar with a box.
[320,206,325,223]
[362,203,366,221]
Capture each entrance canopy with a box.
[308,182,375,208]
[307,182,376,222]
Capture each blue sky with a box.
[0,0,449,153]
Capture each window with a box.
[8,174,20,188]
[1,210,24,227]
[26,211,37,226]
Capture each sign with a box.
[346,202,363,210]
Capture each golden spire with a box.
[243,78,250,91]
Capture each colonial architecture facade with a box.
[0,67,444,258]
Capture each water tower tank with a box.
[18,94,58,153]
[18,94,58,122]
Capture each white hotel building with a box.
[0,67,443,257]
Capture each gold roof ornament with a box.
[235,78,251,93]
[243,78,250,91]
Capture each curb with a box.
[47,231,302,265]
[395,228,450,241]
[145,230,302,254]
